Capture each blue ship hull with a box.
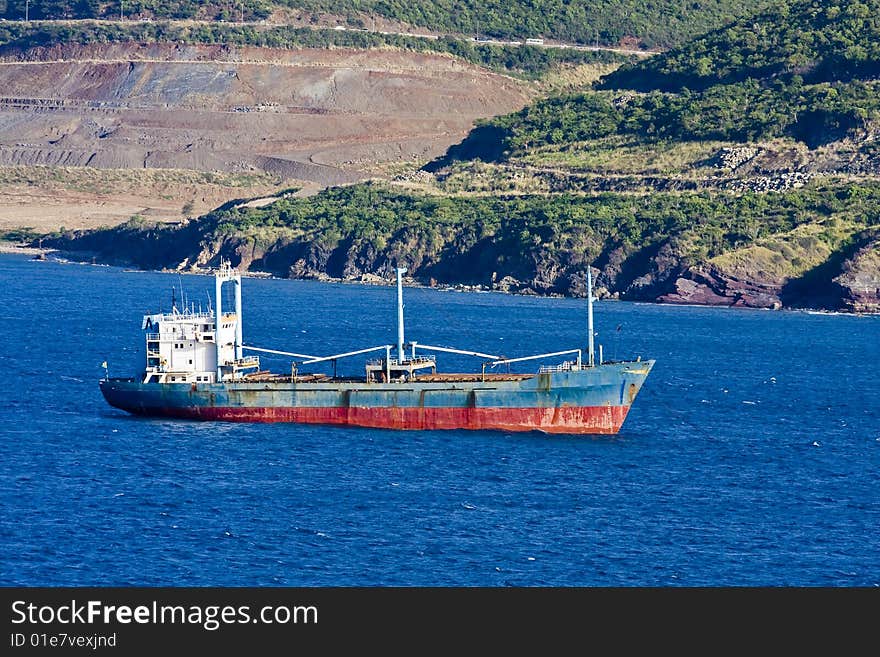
[100,360,654,434]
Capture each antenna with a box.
[178,274,187,314]
[171,285,177,313]
[396,267,407,363]
[587,266,595,367]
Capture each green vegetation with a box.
[446,0,880,163]
[276,0,765,49]
[0,1,272,22]
[0,21,625,77]
[0,1,769,49]
[518,138,726,175]
[3,0,877,309]
[175,181,880,268]
[37,181,880,310]
[708,218,858,282]
[0,165,282,195]
[489,78,880,153]
[0,226,42,242]
[603,0,880,91]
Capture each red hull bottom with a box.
[132,405,631,434]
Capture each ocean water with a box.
[1,253,878,586]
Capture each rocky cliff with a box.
[35,186,880,314]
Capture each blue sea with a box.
[1,253,878,586]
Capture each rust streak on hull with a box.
[124,405,631,434]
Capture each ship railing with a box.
[148,311,214,323]
[170,310,214,319]
[538,360,578,373]
[301,345,393,366]
[146,332,204,342]
[477,348,581,380]
[243,345,320,359]
[490,349,582,368]
[407,343,586,379]
[366,355,436,367]
[291,345,395,382]
[395,356,436,366]
[242,345,394,382]
[410,342,500,361]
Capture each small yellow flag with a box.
[101,361,108,368]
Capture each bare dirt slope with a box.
[0,166,285,231]
[0,44,532,184]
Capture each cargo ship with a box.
[100,263,653,434]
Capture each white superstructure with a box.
[140,262,259,384]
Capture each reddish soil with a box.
[0,43,533,186]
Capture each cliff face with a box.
[835,232,880,313]
[41,216,880,314]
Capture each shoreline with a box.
[0,242,57,256]
[1,244,876,317]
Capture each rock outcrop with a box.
[658,267,783,309]
[835,232,880,313]
[36,216,880,315]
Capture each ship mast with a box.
[214,260,243,382]
[587,266,595,367]
[396,267,407,363]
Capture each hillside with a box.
[433,0,880,185]
[0,21,623,79]
[34,182,880,313]
[0,39,539,228]
[395,0,880,312]
[0,42,531,175]
[602,0,880,91]
[0,9,630,229]
[4,0,880,313]
[0,1,769,49]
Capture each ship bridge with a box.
[140,262,258,384]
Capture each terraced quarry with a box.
[0,43,532,228]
